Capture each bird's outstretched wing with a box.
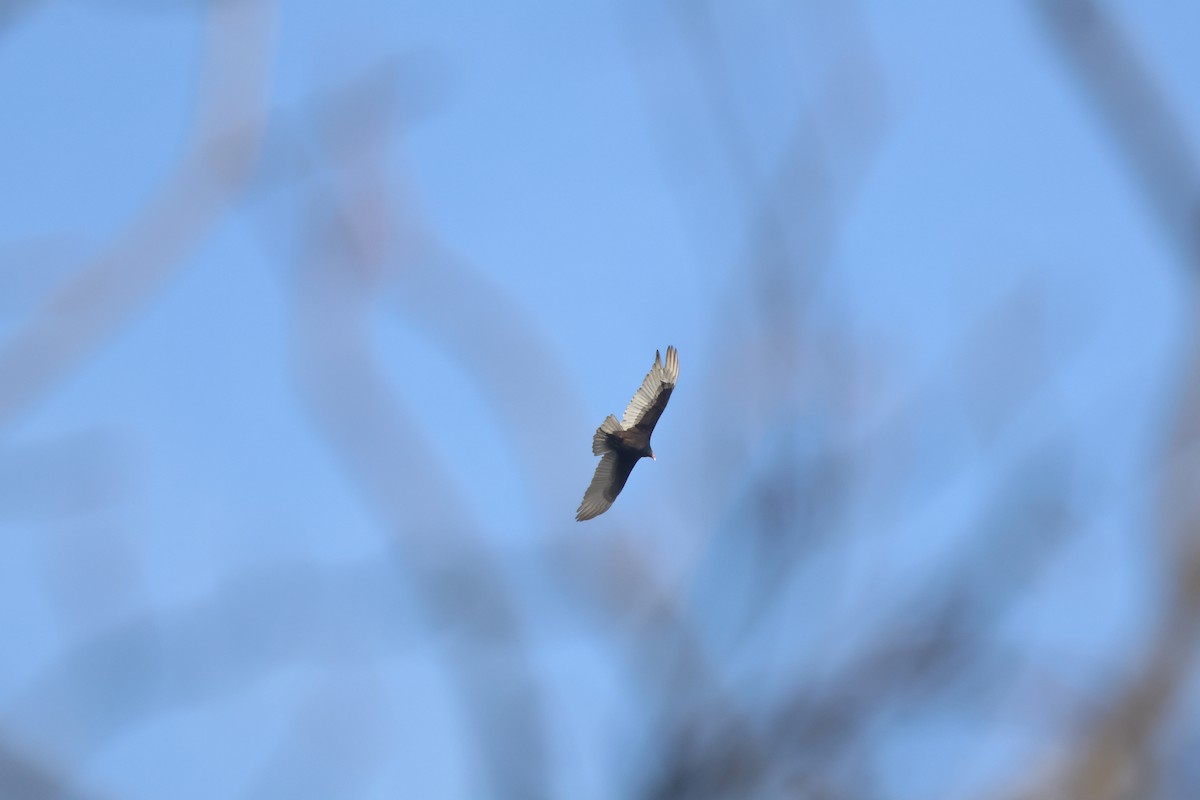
[621,345,679,432]
[576,451,637,521]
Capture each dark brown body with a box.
[603,428,654,502]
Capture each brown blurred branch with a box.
[1018,1,1200,797]
[3,555,427,760]
[0,0,276,431]
[1034,0,1200,270]
[285,77,552,795]
[0,735,115,800]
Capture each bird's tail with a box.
[592,415,622,455]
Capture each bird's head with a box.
[645,445,656,461]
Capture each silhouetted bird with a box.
[577,346,679,521]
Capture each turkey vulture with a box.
[576,346,679,521]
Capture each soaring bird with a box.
[576,346,679,521]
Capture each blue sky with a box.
[2,1,1198,798]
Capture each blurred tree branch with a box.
[0,0,276,431]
